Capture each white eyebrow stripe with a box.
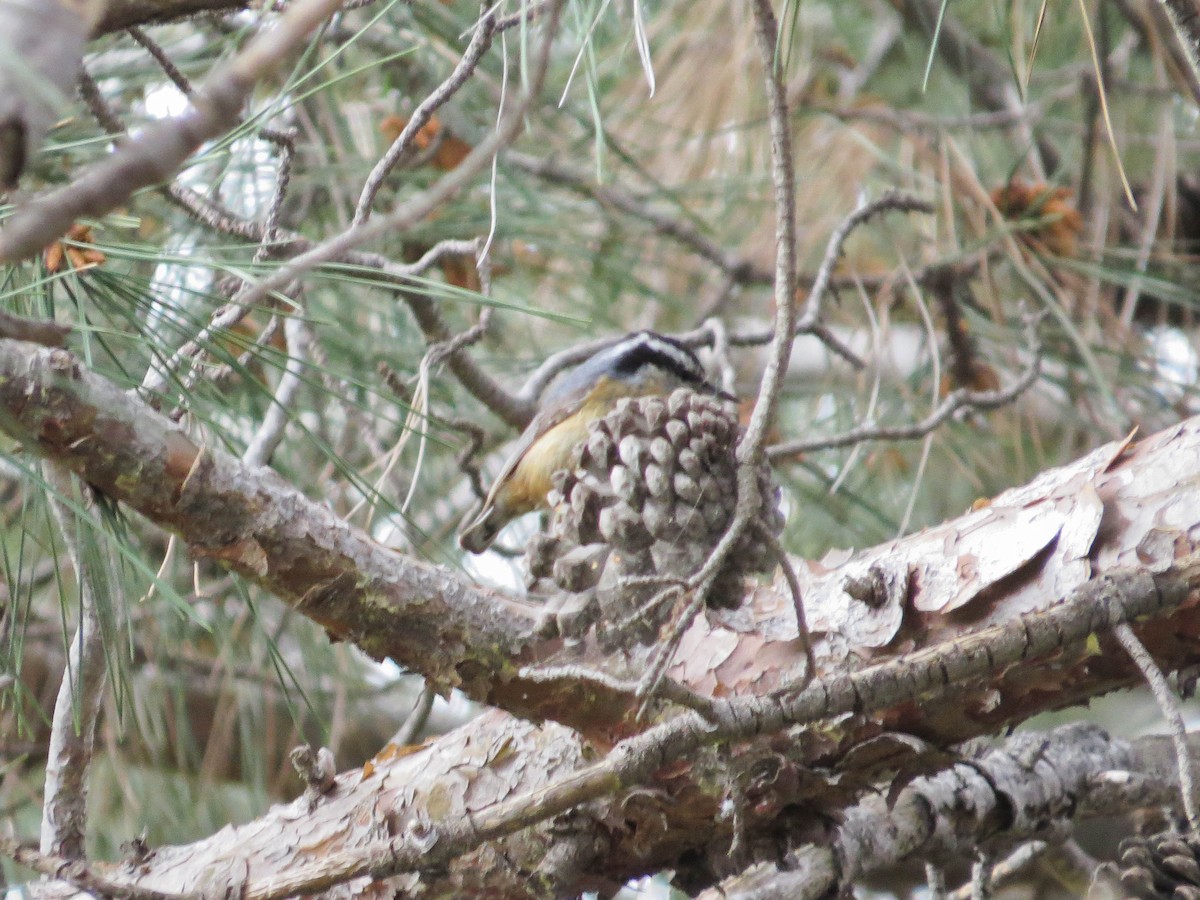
[607,332,706,382]
[638,335,703,373]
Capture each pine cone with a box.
[1119,830,1200,899]
[526,389,784,645]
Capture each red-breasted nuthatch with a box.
[458,331,732,553]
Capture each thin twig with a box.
[392,681,437,746]
[40,463,111,861]
[725,191,934,376]
[801,191,934,333]
[255,126,297,262]
[133,23,298,148]
[77,68,126,135]
[127,26,194,95]
[812,97,1053,133]
[206,1,565,338]
[753,521,815,684]
[637,587,710,710]
[926,863,947,900]
[242,315,312,468]
[354,13,498,224]
[927,264,979,390]
[637,0,803,700]
[970,851,993,900]
[0,309,69,347]
[947,841,1049,900]
[0,0,346,262]
[1114,622,1200,826]
[768,308,1045,460]
[140,292,290,401]
[38,465,108,859]
[507,151,774,286]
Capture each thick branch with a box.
[0,340,533,701]
[698,724,1160,899]
[2,339,1200,739]
[95,0,247,36]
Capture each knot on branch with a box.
[526,389,783,644]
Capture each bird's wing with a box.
[479,386,590,508]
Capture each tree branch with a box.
[1,337,1200,739]
[39,464,111,859]
[0,0,342,261]
[696,724,1162,899]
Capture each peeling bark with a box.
[3,339,1198,740]
[4,338,1200,896]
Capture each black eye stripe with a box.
[608,332,705,383]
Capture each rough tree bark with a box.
[1,334,1198,896]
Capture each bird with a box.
[458,331,732,553]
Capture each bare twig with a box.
[0,0,345,262]
[254,126,297,260]
[926,863,948,899]
[927,265,979,390]
[636,0,804,701]
[392,681,436,746]
[1156,0,1200,95]
[0,309,69,347]
[492,0,554,31]
[947,842,1049,900]
[398,286,532,430]
[970,851,993,899]
[813,98,1053,133]
[507,151,774,286]
[753,521,815,683]
[128,21,297,152]
[202,1,565,343]
[768,309,1044,460]
[1114,622,1200,826]
[77,68,126,136]
[802,192,934,332]
[39,464,111,860]
[447,414,488,502]
[354,13,498,224]
[242,315,311,468]
[731,191,935,351]
[127,25,194,96]
[139,290,288,401]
